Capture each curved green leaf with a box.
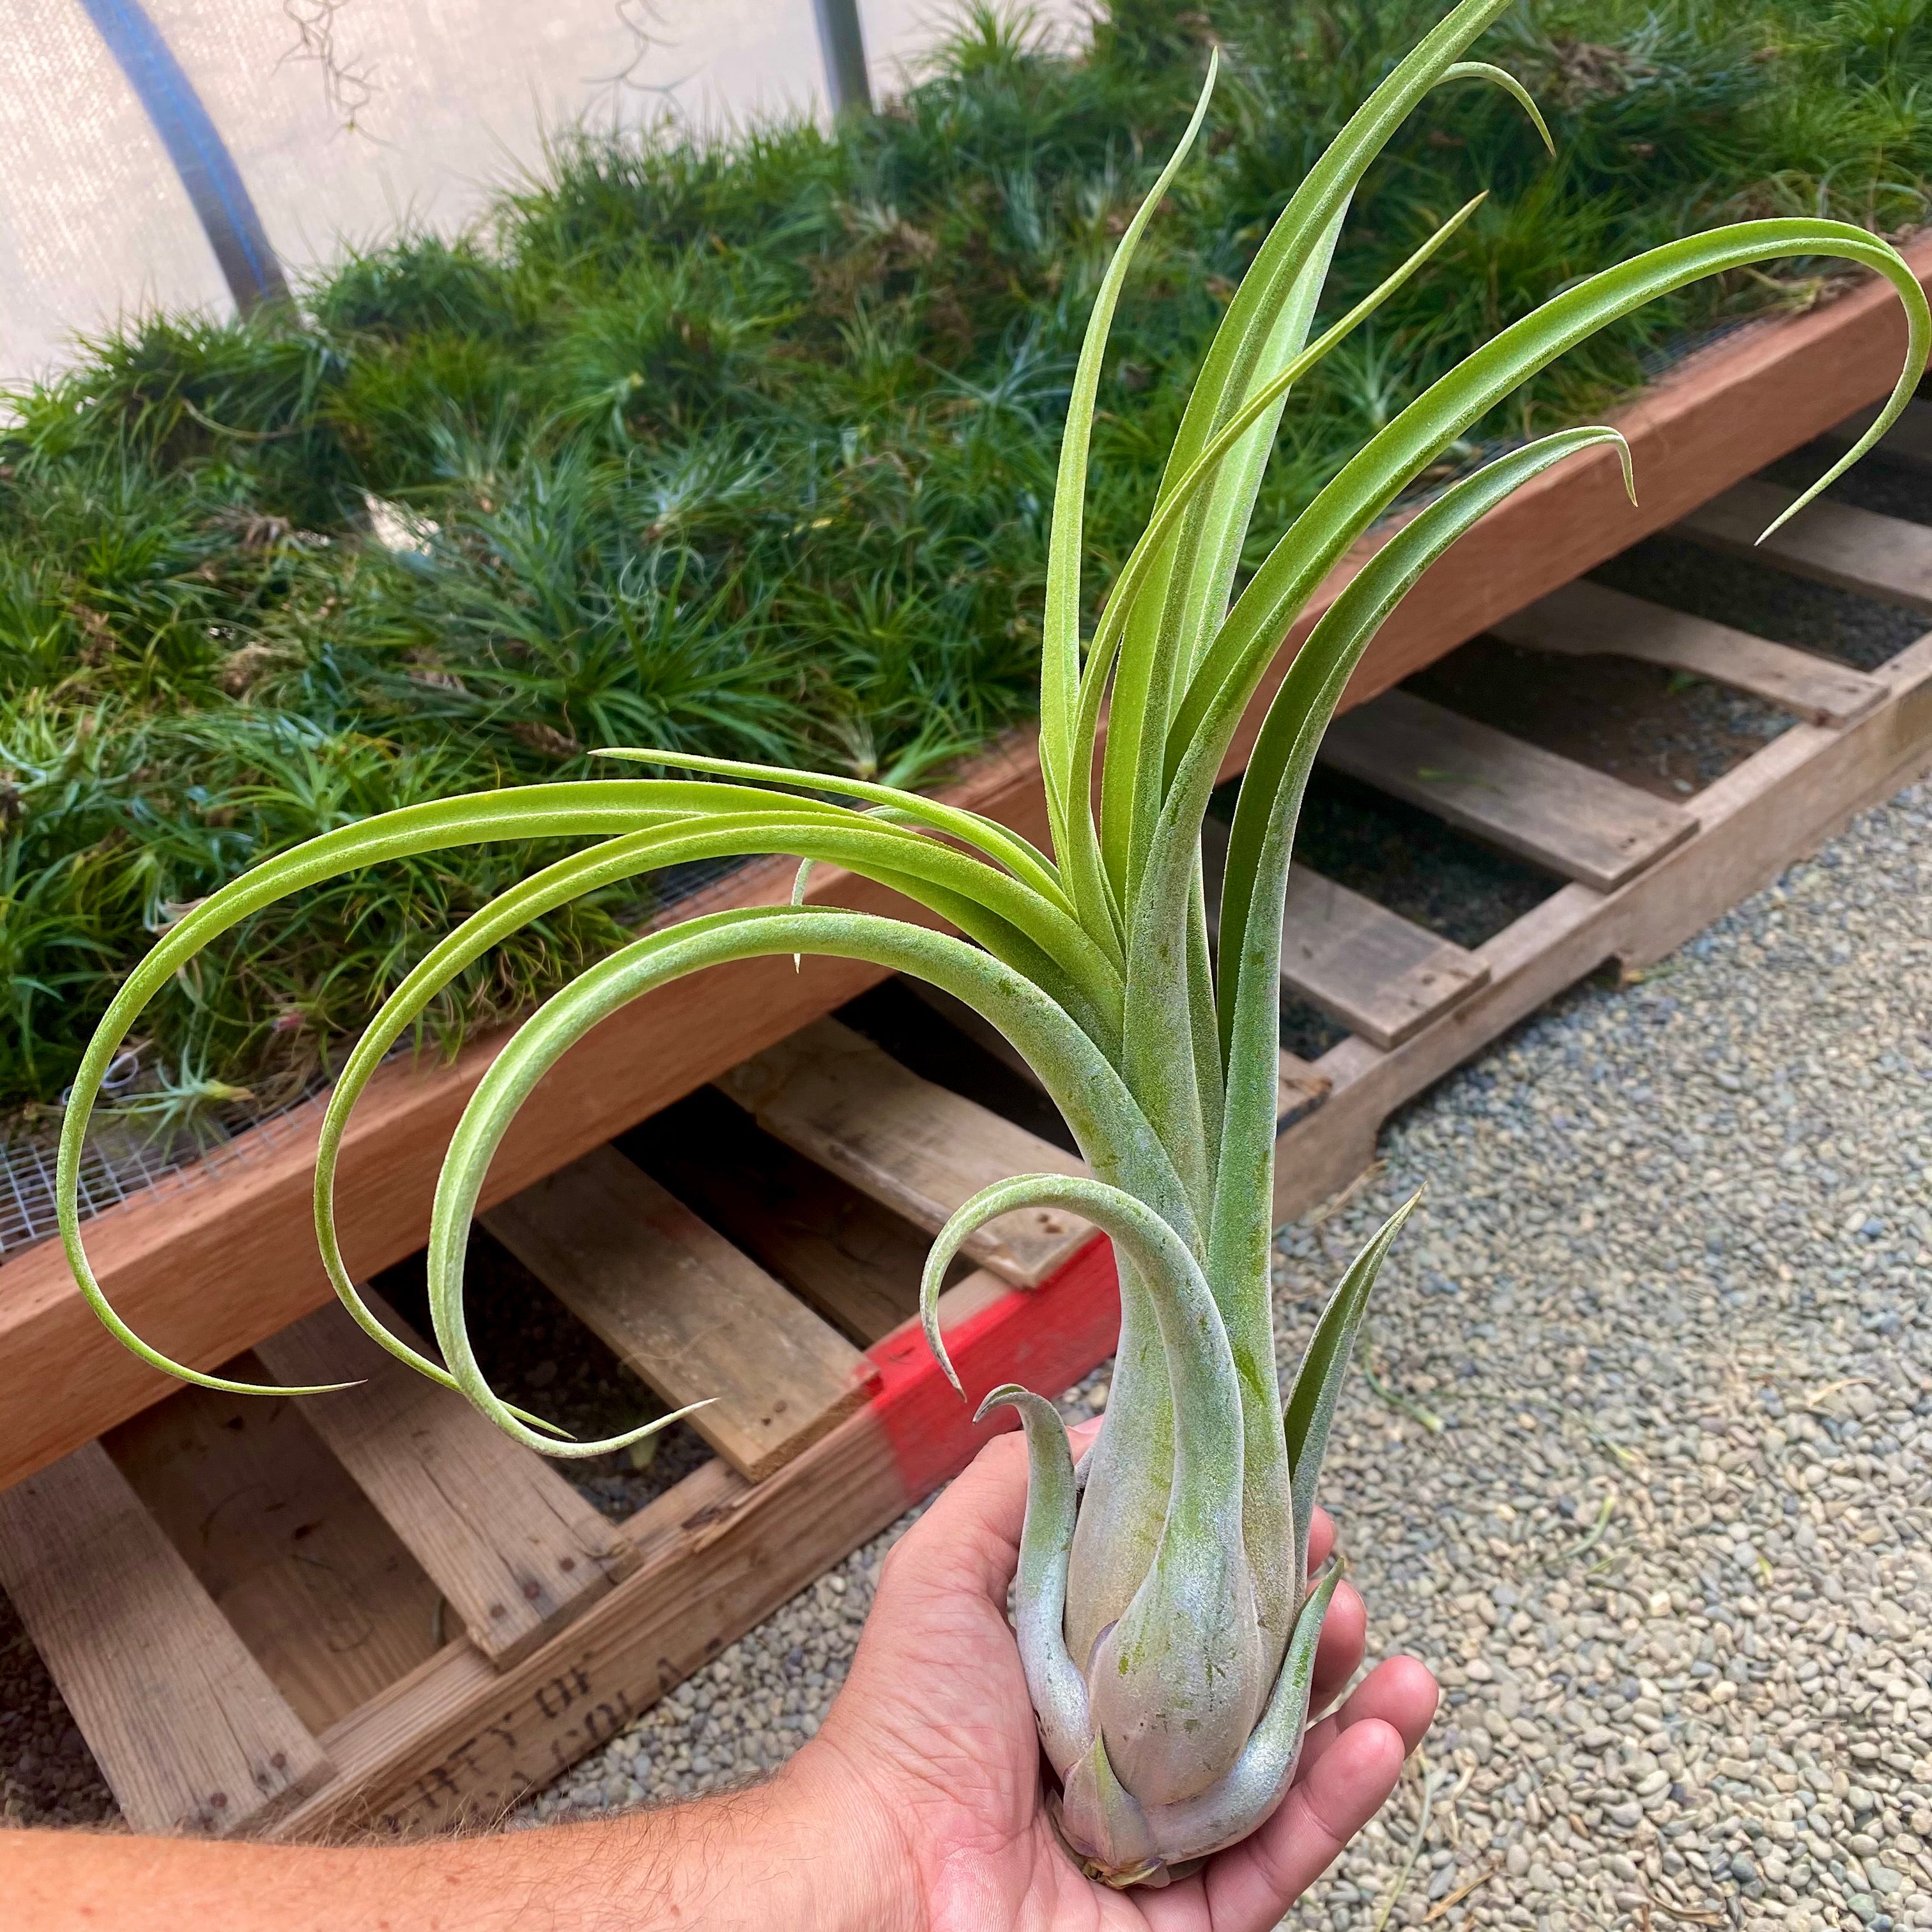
[1066,189,1491,926]
[63,795,1126,1396]
[1282,1195,1422,1591]
[1441,61,1554,155]
[1042,55,1218,859]
[598,746,1071,914]
[1207,428,1634,1339]
[1093,194,1494,1248]
[416,908,1195,1450]
[1096,0,1521,902]
[975,1382,1089,1775]
[1167,221,1929,797]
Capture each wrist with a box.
[758,1736,922,1932]
[585,1738,914,1932]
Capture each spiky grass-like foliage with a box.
[63,0,1926,1889]
[6,0,1932,1119]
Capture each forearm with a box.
[1,1747,908,1932]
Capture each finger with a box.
[1308,1578,1366,1707]
[1199,1717,1409,1932]
[1296,1655,1440,1784]
[1306,1506,1336,1572]
[880,1413,1102,1607]
[1150,1650,1434,1932]
[882,1430,1031,1603]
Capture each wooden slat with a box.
[273,1250,1123,1842]
[1271,627,1932,1232]
[1200,818,1487,1050]
[484,1147,876,1481]
[103,1368,444,1733]
[10,239,1931,1496]
[624,1095,930,1346]
[1679,477,1932,613]
[716,1018,1094,1288]
[1275,1055,1331,1129]
[1274,871,1487,1050]
[1492,579,1885,727]
[0,1441,331,1835]
[254,1296,639,1669]
[1821,395,1932,472]
[1319,688,1699,891]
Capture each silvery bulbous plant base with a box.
[1050,1793,1206,1890]
[951,1184,1409,1890]
[1036,1563,1338,1889]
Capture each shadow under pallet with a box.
[7,417,1932,1839]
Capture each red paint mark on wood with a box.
[864,1236,1121,1498]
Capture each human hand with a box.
[0,1418,1434,1932]
[785,1418,1439,1932]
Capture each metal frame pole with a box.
[811,0,873,116]
[78,0,290,314]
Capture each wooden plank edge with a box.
[1319,690,1703,894]
[0,1441,336,1837]
[1820,396,1932,472]
[1491,582,1888,728]
[482,1147,881,1484]
[268,1237,1119,1840]
[1202,816,1488,1053]
[1276,1053,1332,1131]
[893,987,1347,1145]
[714,1019,1094,1291]
[6,236,1929,1492]
[1271,628,1932,1229]
[1357,956,1490,1052]
[1677,480,1932,616]
[253,1296,642,1673]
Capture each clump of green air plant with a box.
[5,0,1932,1121]
[55,0,1930,1885]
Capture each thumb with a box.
[882,1413,1100,1610]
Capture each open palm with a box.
[797,1422,1439,1932]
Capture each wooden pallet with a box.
[0,1021,1108,1837]
[1267,478,1932,1223]
[4,239,1928,1496]
[6,453,1932,1839]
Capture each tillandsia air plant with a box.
[60,0,1926,1889]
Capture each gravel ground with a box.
[0,1593,109,1828]
[1269,786,1932,1932]
[521,779,1932,1932]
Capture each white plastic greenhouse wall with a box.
[1,0,1087,385]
